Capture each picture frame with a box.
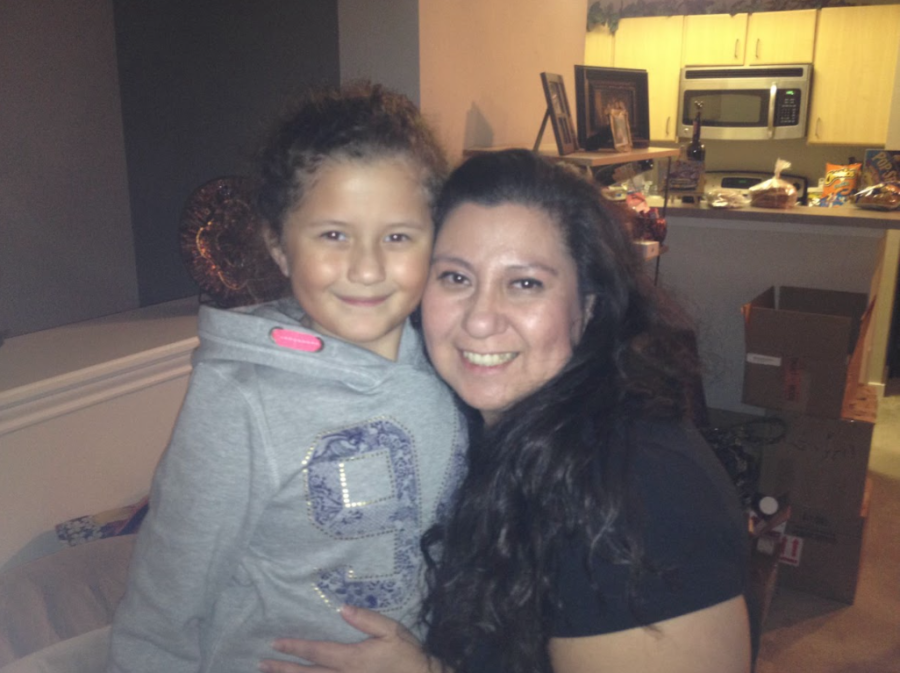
[540,72,578,156]
[609,106,632,153]
[574,66,650,151]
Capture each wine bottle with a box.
[686,107,705,162]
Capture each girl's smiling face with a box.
[421,202,587,423]
[267,157,433,361]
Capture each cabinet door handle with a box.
[666,116,671,137]
[734,39,740,59]
[816,117,821,139]
[756,39,761,60]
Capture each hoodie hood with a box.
[193,298,430,393]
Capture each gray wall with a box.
[338,0,420,102]
[0,1,137,338]
[1,0,340,338]
[115,0,340,307]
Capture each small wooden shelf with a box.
[464,145,680,169]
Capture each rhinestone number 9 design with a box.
[307,420,420,610]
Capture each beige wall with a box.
[339,0,589,163]
[418,1,586,162]
[888,37,900,148]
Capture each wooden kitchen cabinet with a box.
[808,4,900,145]
[584,24,614,67]
[746,9,817,65]
[611,16,684,142]
[682,13,748,66]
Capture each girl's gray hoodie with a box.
[107,298,467,673]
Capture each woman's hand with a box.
[258,605,440,673]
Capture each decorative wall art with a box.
[179,177,286,308]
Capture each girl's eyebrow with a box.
[386,219,432,229]
[305,218,430,229]
[431,254,559,277]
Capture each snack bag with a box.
[749,158,798,209]
[823,162,861,205]
[861,149,900,188]
[852,182,900,211]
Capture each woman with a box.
[261,149,752,673]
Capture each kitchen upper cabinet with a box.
[682,13,748,66]
[584,24,614,67]
[809,4,900,145]
[746,9,817,65]
[612,16,684,141]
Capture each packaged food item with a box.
[705,188,750,209]
[666,155,705,191]
[861,149,900,188]
[852,182,900,211]
[822,162,861,205]
[749,159,798,209]
[624,191,667,242]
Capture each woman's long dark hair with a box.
[421,150,699,673]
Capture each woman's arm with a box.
[261,597,749,673]
[259,606,447,673]
[548,595,751,673]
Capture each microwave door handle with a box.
[767,84,777,139]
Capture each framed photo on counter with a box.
[540,72,577,156]
[574,66,650,150]
[609,106,633,152]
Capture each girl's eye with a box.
[386,232,411,243]
[512,278,544,291]
[321,231,346,241]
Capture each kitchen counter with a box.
[652,199,900,231]
[651,201,899,414]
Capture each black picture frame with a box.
[574,66,650,151]
[540,72,578,156]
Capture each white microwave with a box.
[677,64,812,141]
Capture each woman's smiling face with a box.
[421,202,588,423]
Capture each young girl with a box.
[106,82,467,673]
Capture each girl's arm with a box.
[108,367,269,673]
[548,595,751,673]
[259,606,447,673]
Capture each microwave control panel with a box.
[774,88,802,126]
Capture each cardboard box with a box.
[758,397,874,531]
[757,387,876,604]
[741,286,869,418]
[777,514,867,604]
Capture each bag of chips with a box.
[823,162,861,205]
[749,158,798,209]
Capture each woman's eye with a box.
[513,278,544,290]
[386,232,411,243]
[321,231,346,241]
[436,270,468,286]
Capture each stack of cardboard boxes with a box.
[741,286,875,604]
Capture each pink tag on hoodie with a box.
[270,328,323,353]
